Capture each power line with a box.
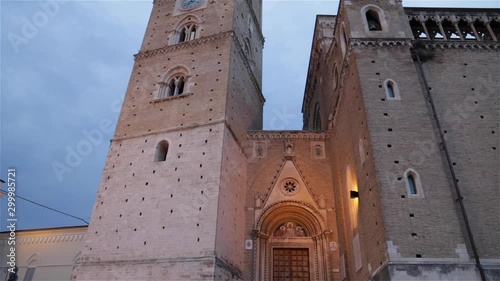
[0,189,89,225]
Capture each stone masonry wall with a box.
[419,47,500,259]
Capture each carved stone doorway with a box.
[254,202,331,281]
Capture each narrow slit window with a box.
[155,141,169,162]
[404,169,424,198]
[384,79,400,100]
[387,82,395,98]
[408,174,417,195]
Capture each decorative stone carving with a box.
[135,31,233,61]
[247,131,328,140]
[281,178,299,195]
[311,141,326,159]
[284,140,294,158]
[273,222,307,238]
[253,141,267,158]
[329,241,338,251]
[318,195,326,209]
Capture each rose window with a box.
[282,179,299,195]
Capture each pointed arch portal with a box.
[254,201,331,281]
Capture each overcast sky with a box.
[1,0,498,231]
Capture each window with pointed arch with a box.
[384,79,401,100]
[24,253,40,281]
[178,24,197,43]
[154,140,169,162]
[403,169,424,198]
[157,75,186,99]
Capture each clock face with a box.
[181,0,202,9]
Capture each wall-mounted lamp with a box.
[350,190,359,199]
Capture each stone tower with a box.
[72,0,264,279]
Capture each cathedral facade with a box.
[68,0,499,280]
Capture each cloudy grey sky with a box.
[1,0,498,230]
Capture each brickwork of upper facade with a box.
[418,48,500,259]
[302,1,500,280]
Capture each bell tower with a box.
[72,0,264,279]
[339,0,413,40]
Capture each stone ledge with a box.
[134,31,233,61]
[247,131,328,140]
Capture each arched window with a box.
[366,10,382,31]
[156,65,190,100]
[384,79,400,100]
[407,174,417,195]
[403,169,424,198]
[154,140,169,162]
[178,24,197,43]
[158,76,185,99]
[386,82,395,98]
[24,253,39,281]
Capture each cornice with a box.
[350,38,414,48]
[350,38,500,51]
[0,234,85,245]
[113,119,225,142]
[134,31,233,61]
[247,131,328,140]
[404,7,500,15]
[415,40,500,51]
